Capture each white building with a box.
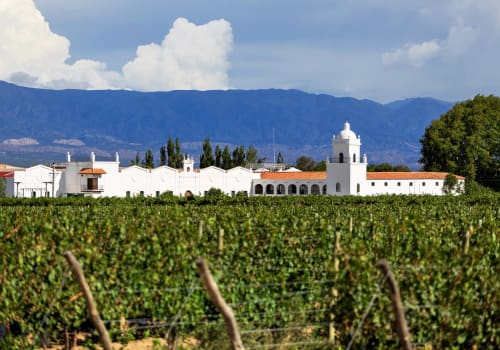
[0,122,464,197]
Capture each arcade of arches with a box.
[254,183,327,195]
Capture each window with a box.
[422,182,426,186]
[288,184,297,195]
[266,184,274,195]
[397,182,401,186]
[409,182,413,186]
[371,182,375,186]
[140,191,144,196]
[339,152,344,163]
[32,191,36,198]
[277,184,286,195]
[384,182,388,186]
[311,184,320,195]
[255,184,263,195]
[356,183,360,193]
[126,191,131,198]
[300,184,308,195]
[87,177,98,190]
[322,185,327,195]
[353,153,356,163]
[156,191,160,197]
[435,182,439,186]
[335,182,341,192]
[231,191,235,196]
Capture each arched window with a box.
[266,184,274,195]
[322,185,327,195]
[339,152,344,163]
[299,184,308,195]
[277,184,285,195]
[311,184,320,195]
[255,184,263,195]
[336,182,341,192]
[288,184,297,195]
[353,153,356,163]
[357,183,360,193]
[187,167,191,172]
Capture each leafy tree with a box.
[159,145,166,166]
[296,156,316,171]
[167,137,175,167]
[277,152,284,164]
[313,160,326,171]
[232,145,246,167]
[174,138,182,168]
[420,95,500,190]
[200,137,215,168]
[367,163,411,172]
[246,145,257,165]
[443,174,458,194]
[221,145,232,170]
[130,152,141,166]
[215,145,222,168]
[142,149,154,168]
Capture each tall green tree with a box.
[277,152,284,164]
[174,138,182,168]
[232,145,246,167]
[159,145,166,166]
[215,145,222,168]
[296,156,316,171]
[200,137,215,168]
[167,137,175,167]
[142,149,154,168]
[221,145,232,170]
[420,95,500,190]
[246,145,258,165]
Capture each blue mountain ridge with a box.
[0,81,454,168]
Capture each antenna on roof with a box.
[272,128,276,166]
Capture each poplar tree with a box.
[159,145,166,166]
[215,145,222,168]
[200,137,215,168]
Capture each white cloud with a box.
[123,18,232,91]
[0,0,232,90]
[382,20,478,68]
[382,40,441,68]
[2,138,39,146]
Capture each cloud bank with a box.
[382,22,479,68]
[0,0,232,90]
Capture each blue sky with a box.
[1,0,500,102]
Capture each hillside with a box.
[0,81,453,167]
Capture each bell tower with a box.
[327,122,367,195]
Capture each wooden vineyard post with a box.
[218,228,224,254]
[63,251,113,350]
[196,258,244,350]
[329,229,341,343]
[376,259,412,350]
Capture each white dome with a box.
[337,121,358,140]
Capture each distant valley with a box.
[0,81,454,168]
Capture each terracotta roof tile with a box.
[79,168,107,175]
[0,171,14,178]
[366,172,464,180]
[260,171,327,180]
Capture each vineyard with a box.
[0,194,499,349]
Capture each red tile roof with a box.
[0,171,14,178]
[366,172,464,180]
[79,168,107,175]
[260,171,327,180]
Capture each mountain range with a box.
[0,81,454,168]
